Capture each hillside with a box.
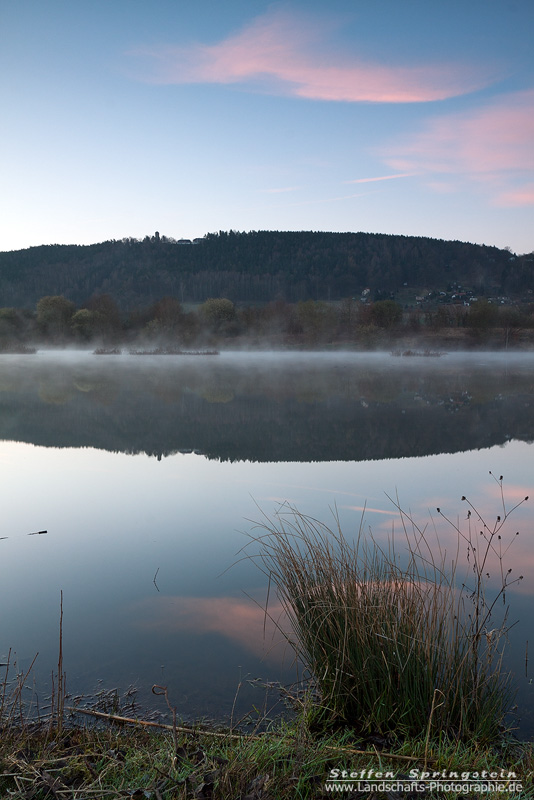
[0,230,531,309]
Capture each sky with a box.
[1,0,533,254]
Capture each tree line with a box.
[1,293,533,350]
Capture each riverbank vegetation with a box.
[2,291,534,352]
[1,654,532,798]
[1,709,532,799]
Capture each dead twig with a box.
[66,706,247,739]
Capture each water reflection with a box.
[132,595,287,662]
[0,351,533,734]
[0,350,533,461]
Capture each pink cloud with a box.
[383,90,534,205]
[497,185,534,207]
[131,9,494,103]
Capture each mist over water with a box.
[1,349,533,460]
[0,350,533,734]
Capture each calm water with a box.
[1,350,533,735]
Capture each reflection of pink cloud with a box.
[383,90,534,205]
[131,9,492,103]
[485,482,531,505]
[132,595,289,663]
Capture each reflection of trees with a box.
[0,357,533,461]
[38,380,75,405]
[200,386,235,403]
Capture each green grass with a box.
[0,711,532,799]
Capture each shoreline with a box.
[3,322,534,355]
[1,707,532,799]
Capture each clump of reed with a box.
[249,478,526,742]
[0,344,37,354]
[128,348,219,356]
[93,346,122,355]
[391,349,445,357]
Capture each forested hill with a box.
[0,230,531,309]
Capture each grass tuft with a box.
[247,482,525,742]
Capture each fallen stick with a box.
[66,707,247,739]
[66,707,433,762]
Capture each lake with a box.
[0,350,533,736]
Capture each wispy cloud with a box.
[130,8,494,103]
[382,90,534,205]
[345,173,417,184]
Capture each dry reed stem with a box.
[66,706,249,739]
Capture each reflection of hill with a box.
[0,355,532,461]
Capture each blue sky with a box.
[1,0,533,253]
